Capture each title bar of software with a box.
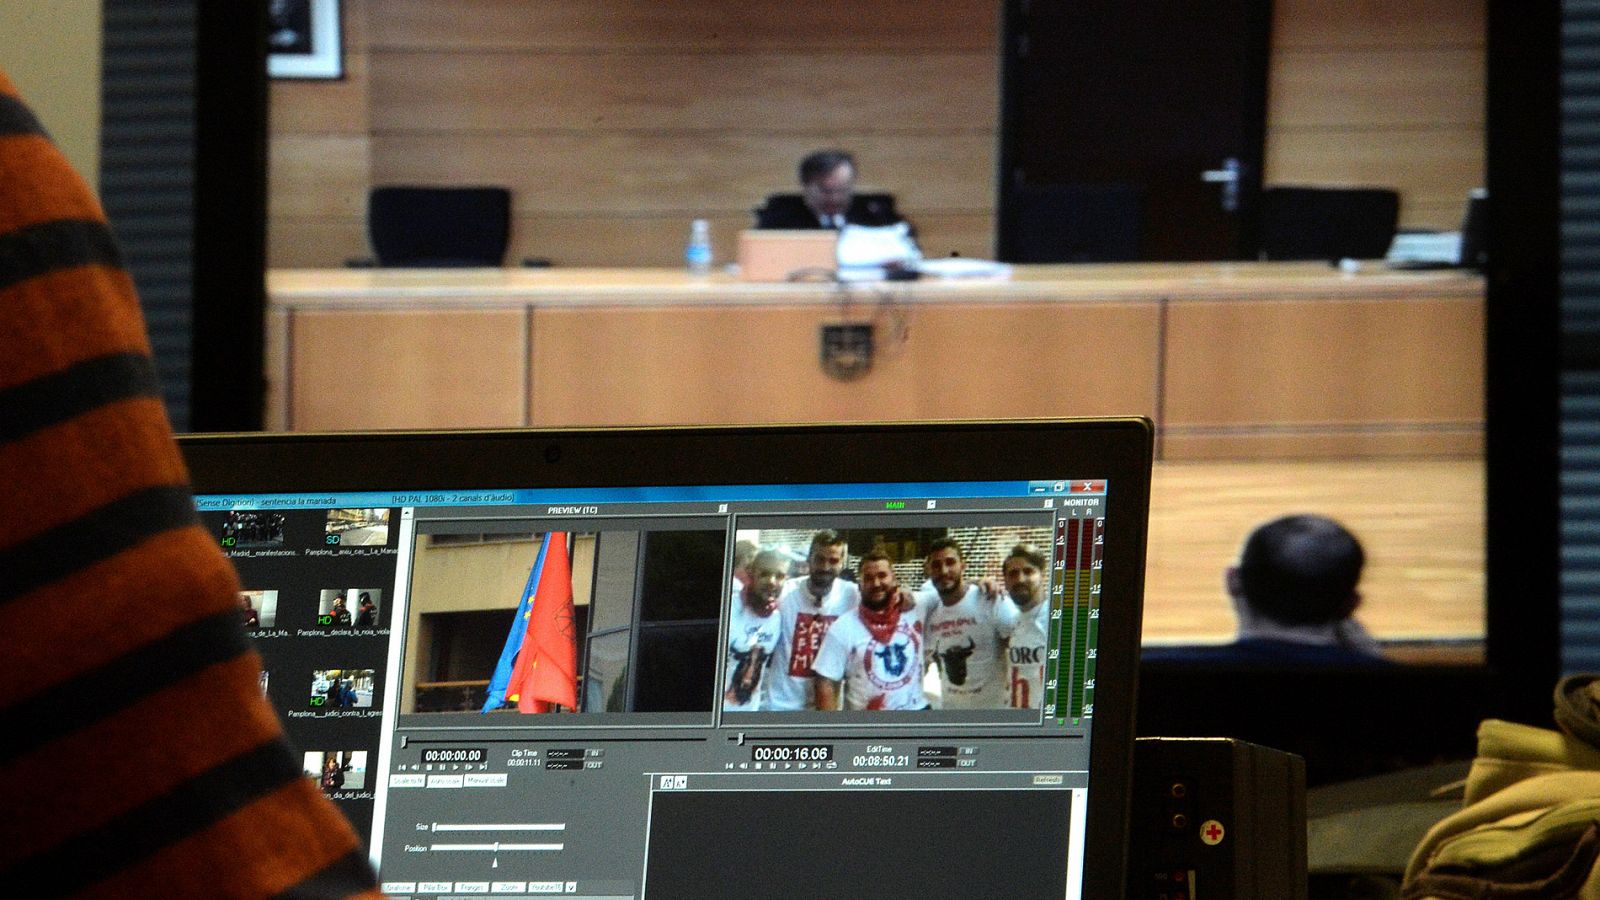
[190,480,1092,511]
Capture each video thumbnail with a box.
[311,668,375,709]
[324,508,391,547]
[305,750,368,794]
[222,511,285,549]
[317,588,382,627]
[240,589,278,629]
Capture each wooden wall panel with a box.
[264,308,289,430]
[268,51,371,135]
[1404,201,1476,230]
[370,51,998,134]
[268,135,372,218]
[288,308,528,430]
[898,303,1161,420]
[1272,0,1485,49]
[369,113,999,262]
[266,0,1485,264]
[527,302,1159,427]
[268,215,372,269]
[1162,296,1484,429]
[358,0,995,267]
[1264,0,1484,230]
[267,0,371,268]
[371,0,999,51]
[1269,49,1482,129]
[370,133,995,216]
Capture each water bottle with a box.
[685,219,712,275]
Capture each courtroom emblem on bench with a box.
[820,323,874,381]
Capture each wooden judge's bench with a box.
[264,262,1483,461]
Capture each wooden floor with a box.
[1141,458,1484,648]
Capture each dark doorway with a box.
[997,1,1273,262]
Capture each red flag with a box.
[507,532,578,712]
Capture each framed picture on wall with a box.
[267,0,343,80]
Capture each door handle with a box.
[1200,157,1241,212]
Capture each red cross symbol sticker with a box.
[1200,819,1225,845]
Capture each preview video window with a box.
[240,589,278,629]
[324,508,391,547]
[317,588,382,627]
[305,750,368,795]
[311,668,375,709]
[400,525,726,719]
[725,522,1053,715]
[221,510,285,548]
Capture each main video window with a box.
[724,521,1055,718]
[396,508,1092,728]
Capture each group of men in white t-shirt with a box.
[911,538,1052,712]
[722,530,1053,713]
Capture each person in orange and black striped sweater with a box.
[0,74,382,898]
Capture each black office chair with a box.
[363,186,511,267]
[1001,183,1142,263]
[1257,186,1400,261]
[752,192,901,229]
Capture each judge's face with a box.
[803,163,855,218]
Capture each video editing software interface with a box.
[199,477,1117,899]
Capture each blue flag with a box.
[480,534,552,713]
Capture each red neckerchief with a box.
[859,600,902,645]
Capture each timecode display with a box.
[422,748,486,764]
[852,754,911,768]
[751,744,833,762]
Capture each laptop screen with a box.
[182,421,1151,899]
